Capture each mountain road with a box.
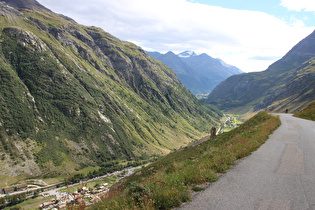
[179,113,315,210]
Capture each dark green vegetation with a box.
[294,101,315,121]
[94,112,281,209]
[147,51,243,96]
[205,30,315,114]
[0,1,221,177]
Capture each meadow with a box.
[94,112,281,209]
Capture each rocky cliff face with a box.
[205,30,315,114]
[0,0,221,176]
[1,0,51,12]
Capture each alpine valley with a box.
[147,51,243,96]
[205,30,315,116]
[0,0,222,176]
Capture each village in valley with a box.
[39,182,109,209]
[0,167,141,209]
[1,178,111,209]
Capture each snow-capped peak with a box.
[178,51,198,58]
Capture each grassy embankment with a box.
[93,112,281,209]
[294,101,315,121]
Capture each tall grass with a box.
[294,101,315,121]
[93,112,281,209]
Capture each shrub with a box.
[125,182,151,207]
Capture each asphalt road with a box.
[179,114,315,210]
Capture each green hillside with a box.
[205,30,315,115]
[94,112,281,209]
[0,2,221,177]
[294,101,315,121]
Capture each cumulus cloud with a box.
[280,0,315,12]
[37,0,314,72]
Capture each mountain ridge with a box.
[178,50,198,58]
[205,30,315,114]
[1,0,51,12]
[147,51,243,95]
[0,0,221,176]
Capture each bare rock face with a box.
[1,0,51,12]
[0,139,41,176]
[3,27,49,52]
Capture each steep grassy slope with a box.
[0,2,221,176]
[294,101,315,121]
[261,58,315,112]
[94,112,281,209]
[205,30,315,114]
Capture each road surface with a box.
[179,114,315,210]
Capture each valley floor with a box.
[0,166,142,209]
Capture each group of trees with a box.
[66,164,125,186]
[0,188,41,209]
[65,157,158,186]
[0,192,26,208]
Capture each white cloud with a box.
[288,16,306,27]
[37,0,314,72]
[281,0,315,12]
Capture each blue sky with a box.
[37,0,315,72]
[192,0,315,26]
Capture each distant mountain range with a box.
[0,0,221,176]
[147,51,243,96]
[205,30,315,114]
